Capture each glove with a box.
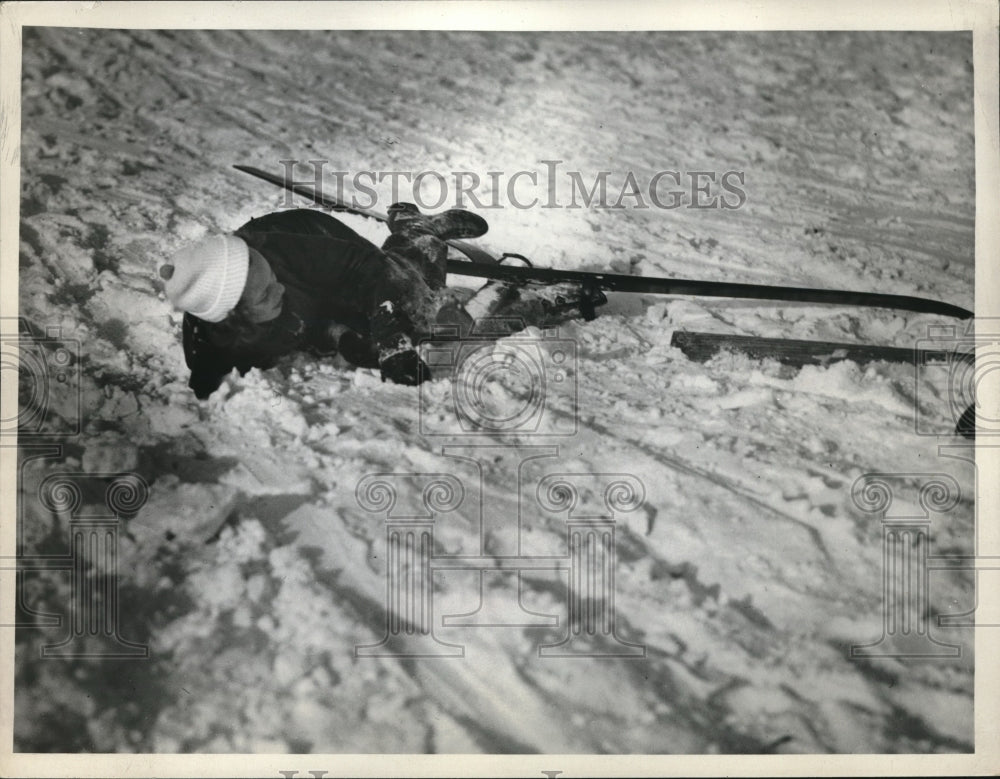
[379,348,431,386]
[337,331,379,368]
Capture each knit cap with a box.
[159,235,250,323]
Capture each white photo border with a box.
[1,1,997,777]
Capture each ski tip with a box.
[234,164,270,177]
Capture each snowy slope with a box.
[14,29,975,753]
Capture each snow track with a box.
[14,28,975,753]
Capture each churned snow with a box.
[14,29,974,753]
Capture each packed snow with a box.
[14,29,975,753]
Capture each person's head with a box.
[159,235,284,324]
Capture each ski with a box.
[446,262,972,320]
[672,330,977,439]
[669,330,975,369]
[236,164,973,320]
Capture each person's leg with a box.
[380,201,488,290]
[333,225,450,383]
[376,244,608,342]
[336,202,606,374]
[377,206,479,332]
[381,232,450,290]
[329,210,463,372]
[460,279,608,336]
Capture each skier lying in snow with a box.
[159,205,606,398]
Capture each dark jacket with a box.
[183,209,415,399]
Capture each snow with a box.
[13,28,976,754]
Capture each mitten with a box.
[379,347,431,386]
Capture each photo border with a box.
[1,1,997,776]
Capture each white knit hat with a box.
[159,235,250,323]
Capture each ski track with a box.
[14,29,975,754]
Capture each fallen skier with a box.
[158,205,607,398]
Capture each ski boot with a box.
[337,330,380,369]
[386,202,488,241]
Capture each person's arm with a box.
[238,230,431,384]
[182,314,235,399]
